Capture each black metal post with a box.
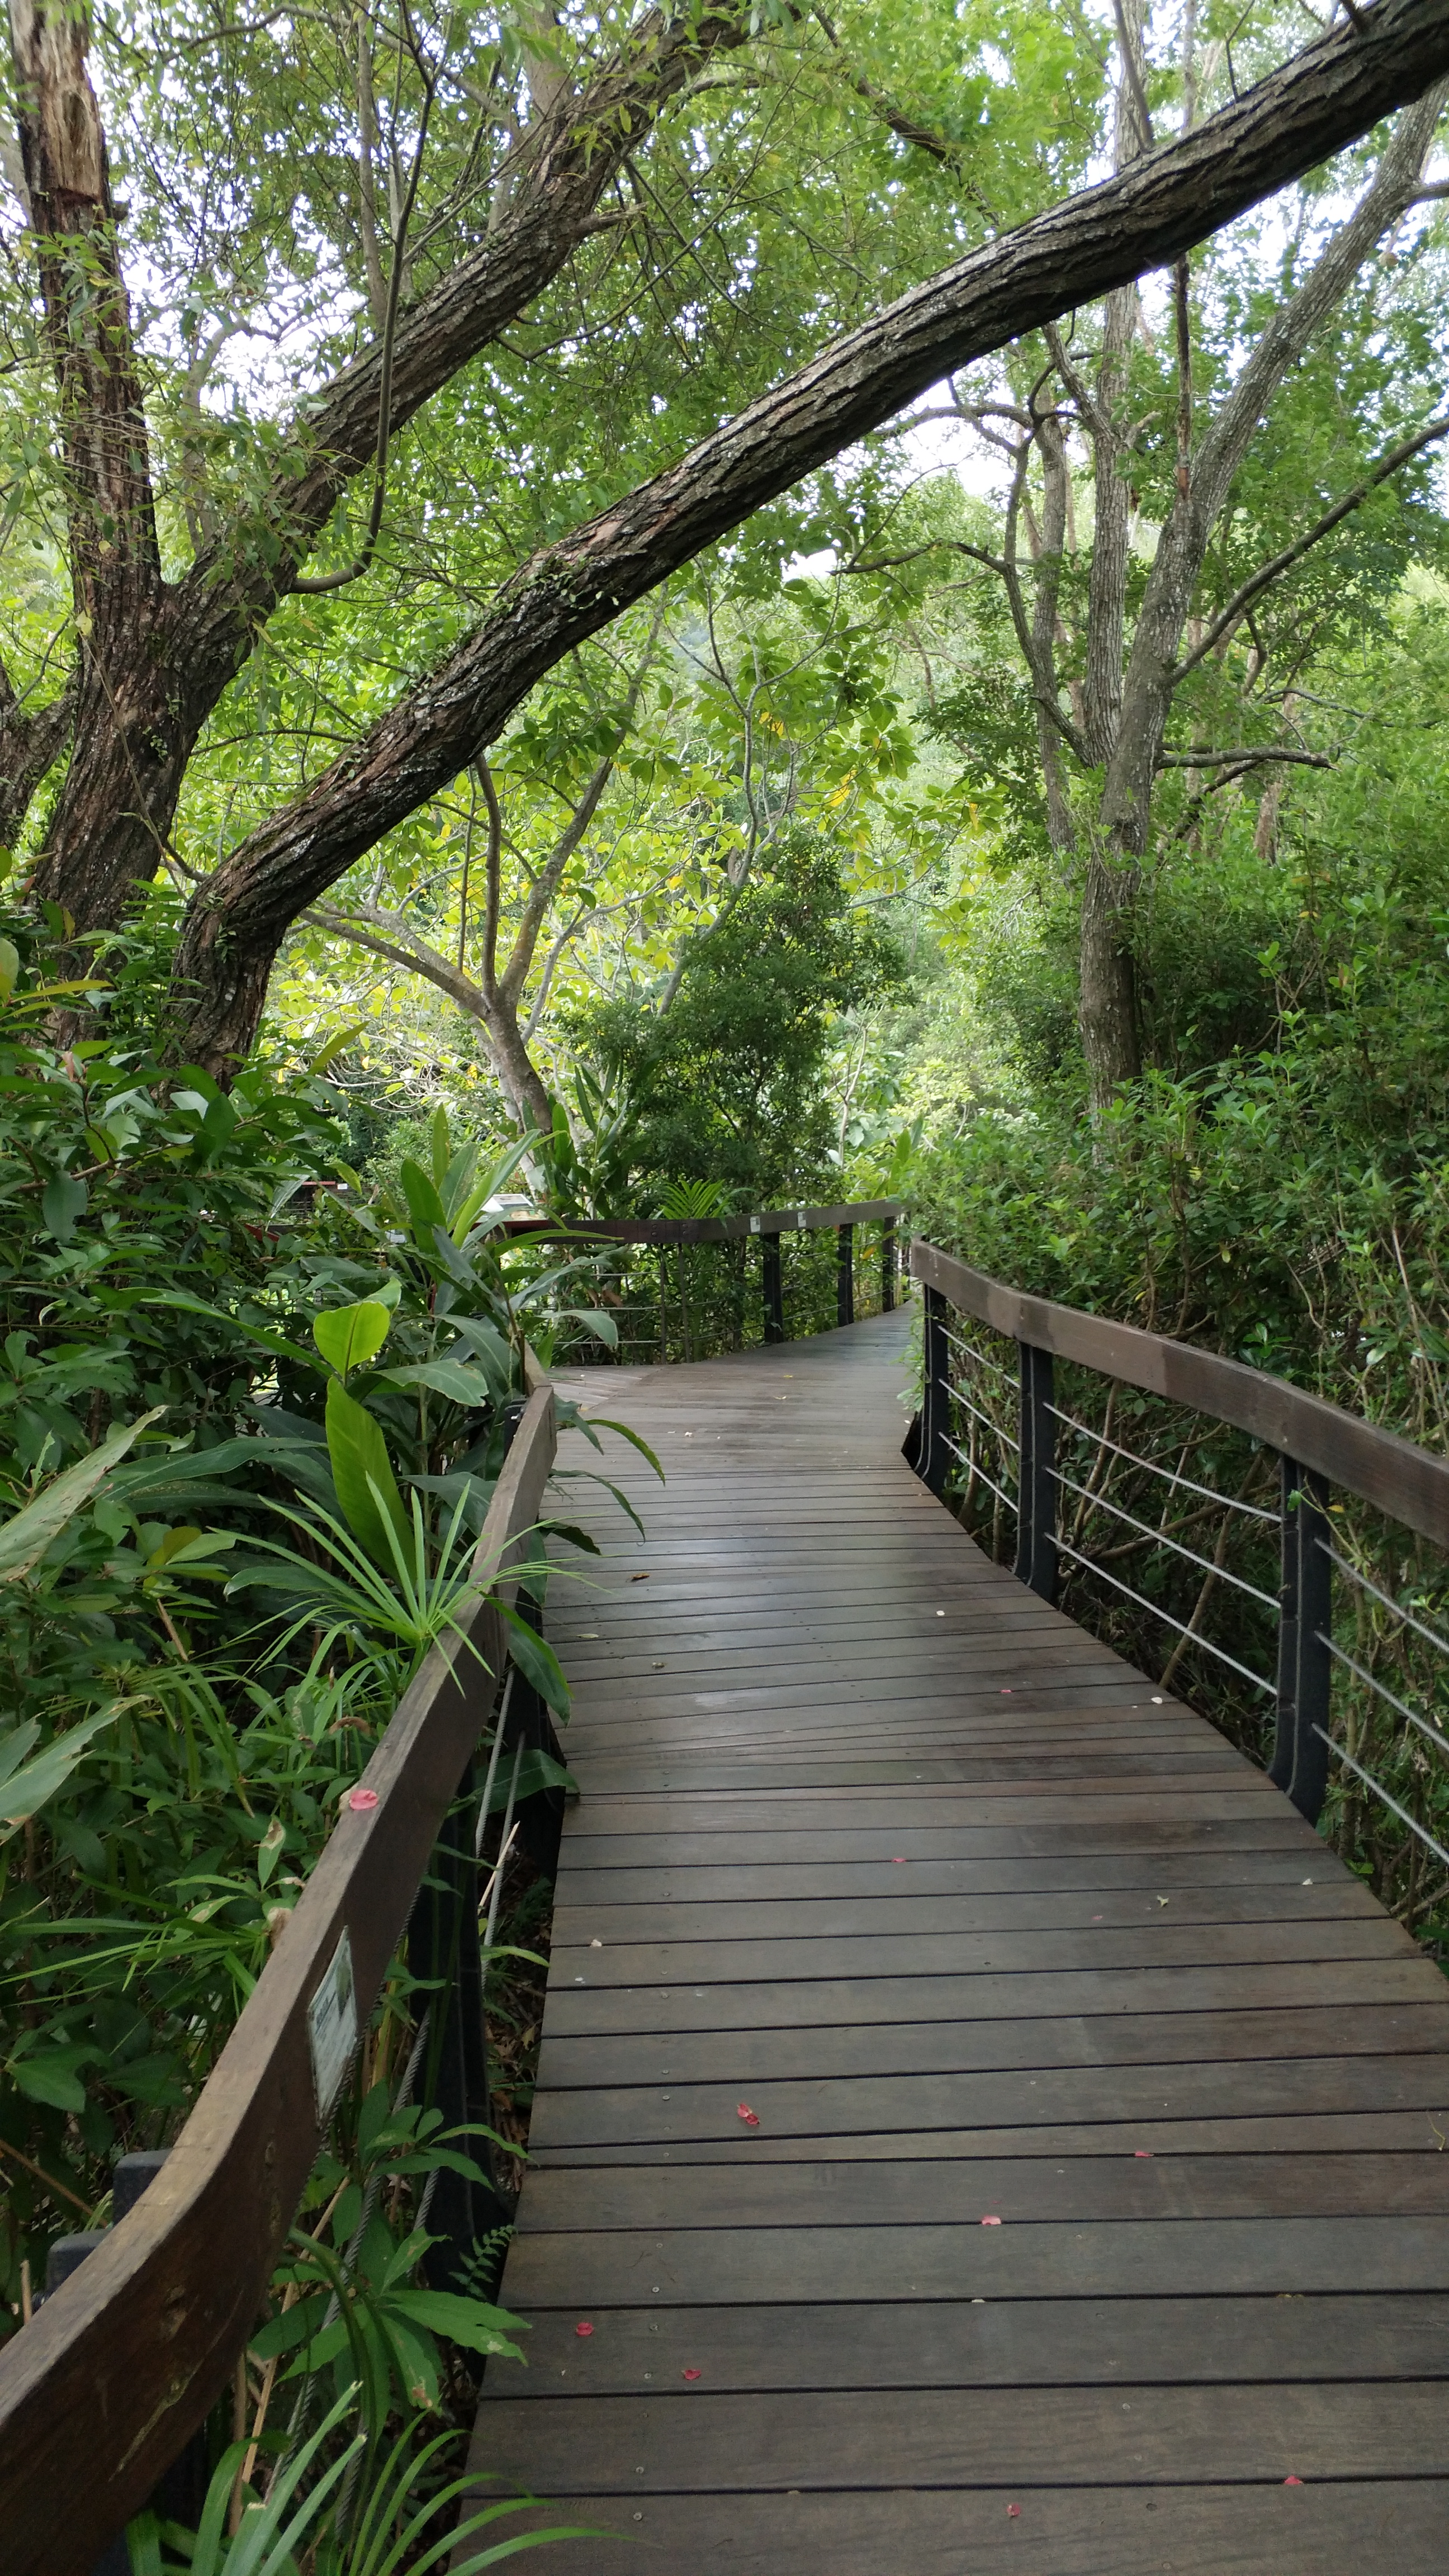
[836,1223,854,1327]
[763,1232,785,1344]
[1012,1343,1057,1602]
[409,1755,515,2299]
[1271,1458,1333,1820]
[881,1218,896,1312]
[918,1285,952,1496]
[1289,1467,1333,1823]
[1270,1451,1299,1791]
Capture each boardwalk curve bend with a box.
[472,1305,1449,2575]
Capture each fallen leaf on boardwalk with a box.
[575,2323,594,2338]
[981,2214,1002,2226]
[1157,1896,1169,1907]
[631,1573,650,1581]
[590,1938,603,1948]
[683,2367,702,2381]
[1006,2503,1021,2518]
[737,2103,760,2126]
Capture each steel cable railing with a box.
[910,1238,1449,1926]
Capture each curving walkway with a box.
[466,1309,1449,2573]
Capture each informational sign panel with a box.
[307,1926,358,2119]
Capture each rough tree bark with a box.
[158,0,1449,1075]
[3,0,756,923]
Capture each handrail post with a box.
[1012,1343,1057,1602]
[1285,1465,1333,1823]
[763,1231,784,1344]
[882,1217,896,1311]
[1269,1452,1300,1791]
[1271,1457,1333,1821]
[836,1222,854,1327]
[919,1286,951,1495]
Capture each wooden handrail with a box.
[912,1238,1449,1552]
[499,1196,903,1246]
[0,1388,557,2576]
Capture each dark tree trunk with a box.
[164,0,1449,1075]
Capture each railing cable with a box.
[1046,1402,1278,1523]
[1054,1535,1276,1694]
[1051,1465,1279,1608]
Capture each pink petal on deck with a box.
[1284,2476,1304,2487]
[737,2103,760,2127]
[981,2214,1002,2226]
[1134,2150,1153,2158]
[347,1788,379,1811]
[1006,2502,1021,2518]
[575,2323,594,2338]
[683,2367,702,2381]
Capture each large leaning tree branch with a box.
[165,0,1449,1075]
[15,0,758,930]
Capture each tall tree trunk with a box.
[1079,846,1141,1101]
[7,0,171,918]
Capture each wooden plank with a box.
[477,2381,1449,2490]
[513,2149,1449,2230]
[534,2006,1449,2100]
[479,2290,1449,2392]
[534,2108,1449,2163]
[548,1920,1414,1985]
[550,1882,1384,1940]
[554,1849,1356,1902]
[541,1958,1444,2040]
[456,2481,1449,2576]
[501,2214,1449,2305]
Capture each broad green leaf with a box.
[313,1298,392,1380]
[375,1357,494,1406]
[399,1157,449,1249]
[387,2286,529,2361]
[0,937,18,1003]
[324,1378,410,1568]
[0,1409,165,1581]
[306,1022,363,1075]
[41,1169,88,1240]
[8,2044,94,2111]
[497,1602,570,1717]
[0,1705,121,1838]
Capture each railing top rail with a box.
[499,1197,903,1246]
[912,1236,1449,1555]
[0,1389,558,2576]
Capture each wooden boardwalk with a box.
[467,1309,1449,2573]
